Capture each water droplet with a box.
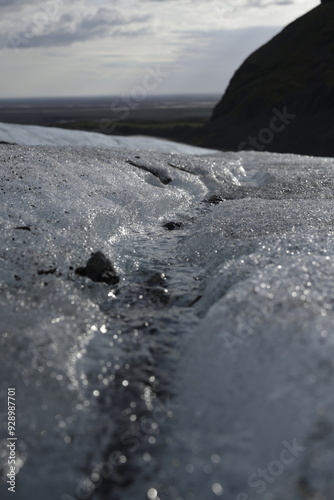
[147,488,158,499]
[212,483,224,496]
[143,453,151,462]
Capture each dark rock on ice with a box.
[75,251,119,285]
[37,267,57,276]
[203,194,225,205]
[203,188,249,204]
[163,221,184,230]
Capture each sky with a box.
[0,0,319,98]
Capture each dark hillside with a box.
[200,2,334,157]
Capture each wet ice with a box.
[0,124,334,500]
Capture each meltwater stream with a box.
[69,224,206,500]
[1,144,334,500]
[0,144,243,500]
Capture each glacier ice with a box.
[0,128,334,500]
[0,121,220,155]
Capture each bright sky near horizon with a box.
[0,0,319,98]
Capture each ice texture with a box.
[0,131,334,500]
[0,121,220,155]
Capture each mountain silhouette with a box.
[200,1,334,157]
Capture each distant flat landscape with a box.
[0,94,220,129]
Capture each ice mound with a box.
[0,121,220,155]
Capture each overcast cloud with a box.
[2,8,152,49]
[0,0,319,97]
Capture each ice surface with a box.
[0,121,220,155]
[0,133,334,500]
[146,154,334,500]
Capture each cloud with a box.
[154,25,281,94]
[1,6,152,50]
[0,0,319,99]
[79,8,149,30]
[0,0,31,8]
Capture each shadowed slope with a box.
[201,2,334,157]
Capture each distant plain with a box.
[0,95,219,144]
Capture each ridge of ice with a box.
[0,121,220,155]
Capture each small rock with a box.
[75,251,119,285]
[163,221,183,230]
[203,194,225,204]
[37,267,57,275]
